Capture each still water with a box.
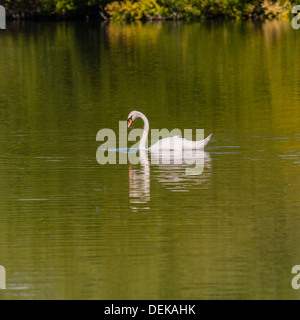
[0,20,299,299]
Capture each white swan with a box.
[127,110,212,151]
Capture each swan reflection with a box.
[128,151,150,212]
[129,150,211,211]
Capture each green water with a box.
[0,20,299,300]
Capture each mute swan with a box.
[127,111,212,151]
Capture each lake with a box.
[0,19,299,299]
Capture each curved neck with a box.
[136,112,149,150]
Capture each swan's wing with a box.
[181,133,212,149]
[149,136,180,151]
[149,134,212,151]
[195,133,212,149]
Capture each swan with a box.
[127,110,212,151]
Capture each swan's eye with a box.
[127,118,133,128]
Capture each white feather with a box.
[127,111,212,152]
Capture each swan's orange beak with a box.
[127,118,133,128]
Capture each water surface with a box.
[0,20,299,299]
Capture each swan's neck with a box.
[137,112,149,150]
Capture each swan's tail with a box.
[196,133,212,148]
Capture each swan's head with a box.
[127,110,139,128]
